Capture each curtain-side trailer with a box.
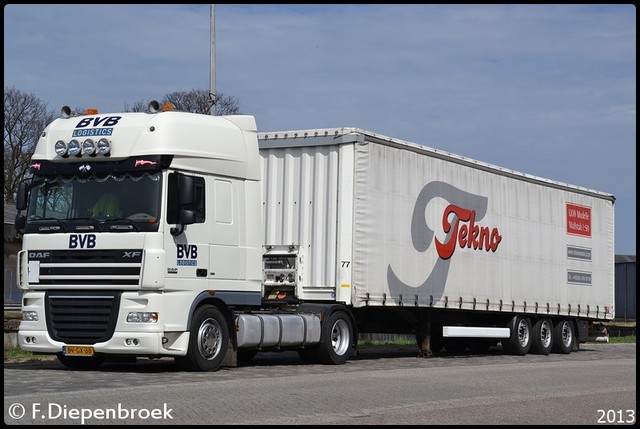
[258,127,615,358]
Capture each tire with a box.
[316,311,354,365]
[57,354,106,370]
[502,315,532,355]
[531,318,554,355]
[552,319,575,354]
[177,305,229,371]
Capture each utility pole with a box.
[209,4,216,115]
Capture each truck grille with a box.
[45,291,121,344]
[28,249,143,286]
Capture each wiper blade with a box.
[65,217,102,231]
[28,217,68,233]
[100,217,140,232]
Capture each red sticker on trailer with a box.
[566,203,591,237]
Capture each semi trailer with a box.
[15,103,615,371]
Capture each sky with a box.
[4,4,636,255]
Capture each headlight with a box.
[127,312,158,323]
[22,311,39,322]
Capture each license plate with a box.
[63,345,94,356]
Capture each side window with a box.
[167,173,205,224]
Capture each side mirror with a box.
[179,209,195,225]
[16,182,28,211]
[170,209,195,237]
[15,214,26,234]
[170,173,197,236]
[178,174,194,206]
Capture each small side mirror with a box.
[15,214,26,234]
[16,182,28,211]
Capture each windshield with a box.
[24,171,162,233]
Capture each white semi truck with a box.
[15,103,615,371]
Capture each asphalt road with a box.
[4,343,636,425]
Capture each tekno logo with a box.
[388,181,502,290]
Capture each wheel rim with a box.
[561,322,573,348]
[331,319,350,356]
[198,317,222,360]
[540,320,552,348]
[517,319,529,347]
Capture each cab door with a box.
[165,172,209,284]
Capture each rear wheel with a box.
[502,315,532,355]
[552,319,575,354]
[176,305,229,371]
[531,318,554,355]
[316,311,354,364]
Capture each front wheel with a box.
[316,311,354,364]
[176,305,229,371]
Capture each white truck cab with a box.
[16,103,281,370]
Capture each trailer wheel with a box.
[177,305,229,371]
[531,318,554,355]
[316,311,353,365]
[503,315,532,355]
[56,354,106,370]
[552,319,575,354]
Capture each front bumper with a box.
[18,329,190,357]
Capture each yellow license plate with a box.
[63,346,94,356]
